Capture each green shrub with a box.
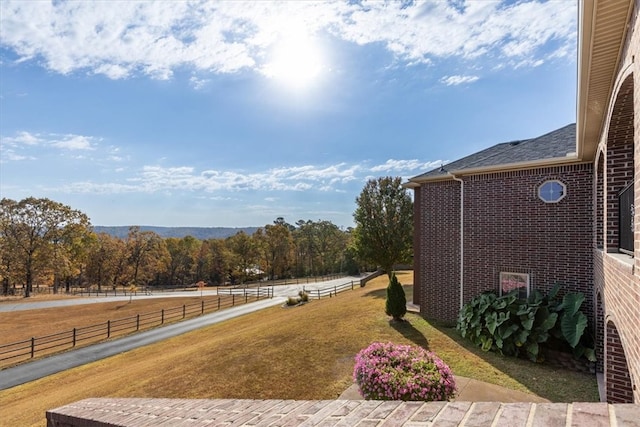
[456,285,595,363]
[385,273,407,321]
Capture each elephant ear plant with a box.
[457,284,596,364]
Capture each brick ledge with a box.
[46,397,640,426]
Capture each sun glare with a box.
[263,29,326,90]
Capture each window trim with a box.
[499,272,530,299]
[538,179,566,203]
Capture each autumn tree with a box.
[85,232,126,292]
[125,226,167,287]
[0,197,91,297]
[164,236,200,286]
[313,220,347,275]
[261,219,294,280]
[200,238,231,285]
[226,231,259,284]
[353,176,413,277]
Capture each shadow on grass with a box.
[431,322,599,402]
[390,318,430,350]
[363,284,412,300]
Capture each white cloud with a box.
[51,135,96,150]
[371,159,443,173]
[0,131,115,164]
[0,1,576,81]
[2,131,42,146]
[54,159,439,194]
[440,75,479,86]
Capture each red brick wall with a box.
[594,249,638,402]
[606,320,634,403]
[417,180,460,322]
[594,1,640,402]
[417,164,593,324]
[606,128,634,250]
[413,186,422,306]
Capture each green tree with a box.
[0,197,91,297]
[262,220,294,280]
[353,176,413,277]
[385,273,407,321]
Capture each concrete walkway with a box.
[338,376,549,403]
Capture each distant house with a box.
[406,1,639,404]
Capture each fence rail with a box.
[0,275,371,368]
[303,280,360,299]
[2,274,346,297]
[0,292,271,368]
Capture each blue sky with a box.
[0,0,577,228]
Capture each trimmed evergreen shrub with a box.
[385,273,407,320]
[353,342,456,401]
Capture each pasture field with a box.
[0,272,598,426]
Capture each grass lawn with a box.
[0,272,598,426]
[0,295,252,368]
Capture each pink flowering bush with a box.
[353,342,456,401]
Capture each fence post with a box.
[107,320,111,338]
[317,289,320,299]
[31,337,35,358]
[351,281,354,290]
[217,297,220,310]
[245,293,248,303]
[201,300,204,314]
[136,314,140,331]
[161,309,164,324]
[183,305,186,319]
[73,328,76,347]
[334,286,337,296]
[233,294,235,306]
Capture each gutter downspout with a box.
[449,173,464,310]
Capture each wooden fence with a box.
[303,280,360,299]
[0,290,271,368]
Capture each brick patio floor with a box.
[46,397,640,426]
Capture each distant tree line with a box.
[0,197,366,297]
[1,177,412,297]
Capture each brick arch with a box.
[605,73,634,253]
[605,319,634,403]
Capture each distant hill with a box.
[93,226,260,240]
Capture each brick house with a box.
[406,1,639,404]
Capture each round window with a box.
[538,180,566,203]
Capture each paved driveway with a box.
[0,276,365,313]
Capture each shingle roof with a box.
[410,124,576,181]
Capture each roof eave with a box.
[576,0,634,162]
[407,155,584,185]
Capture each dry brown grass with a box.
[0,272,598,426]
[0,295,255,367]
[0,293,80,303]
